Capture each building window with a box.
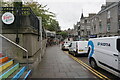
[87,31,90,35]
[81,31,84,36]
[92,19,94,22]
[78,31,80,35]
[84,20,87,23]
[87,20,90,23]
[118,15,120,29]
[81,20,84,23]
[94,25,96,32]
[107,18,111,32]
[107,11,111,32]
[99,21,102,33]
[107,22,111,32]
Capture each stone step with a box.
[8,67,22,79]
[0,63,19,79]
[0,56,9,63]
[21,70,32,80]
[23,70,32,80]
[0,63,16,76]
[11,66,27,80]
[0,59,13,72]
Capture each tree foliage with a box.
[58,31,68,39]
[23,2,60,32]
[13,2,22,8]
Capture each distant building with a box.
[78,13,96,39]
[89,14,99,38]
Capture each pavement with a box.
[31,45,97,79]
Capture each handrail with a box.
[0,34,28,52]
[0,34,29,70]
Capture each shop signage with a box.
[2,12,15,24]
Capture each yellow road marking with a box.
[64,51,111,80]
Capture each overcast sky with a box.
[36,0,106,30]
[8,0,106,30]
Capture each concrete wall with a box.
[0,9,47,69]
[1,29,47,70]
[23,34,41,57]
[1,36,24,62]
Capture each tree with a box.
[23,2,60,32]
[58,31,68,39]
[46,19,60,31]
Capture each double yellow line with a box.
[64,51,111,80]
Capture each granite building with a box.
[90,2,120,37]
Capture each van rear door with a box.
[117,38,120,74]
[78,41,88,53]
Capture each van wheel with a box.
[73,52,78,57]
[68,51,71,54]
[90,59,98,69]
[85,53,88,57]
[73,53,76,57]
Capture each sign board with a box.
[89,35,97,38]
[2,12,15,24]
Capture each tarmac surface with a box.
[32,45,97,79]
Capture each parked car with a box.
[68,41,88,56]
[61,41,71,51]
[88,36,120,77]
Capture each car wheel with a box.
[89,58,98,69]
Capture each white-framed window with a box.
[107,23,111,32]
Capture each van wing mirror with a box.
[69,43,72,47]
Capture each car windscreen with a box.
[117,38,120,52]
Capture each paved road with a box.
[32,45,97,79]
[77,55,119,79]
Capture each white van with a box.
[68,41,88,56]
[61,41,71,50]
[88,36,120,77]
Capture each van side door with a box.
[96,39,119,74]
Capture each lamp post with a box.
[14,0,22,44]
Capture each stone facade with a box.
[77,2,120,39]
[78,13,96,39]
[95,2,120,37]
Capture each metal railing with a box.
[0,34,29,70]
[0,7,40,41]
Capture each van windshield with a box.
[64,43,71,46]
[117,38,120,52]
